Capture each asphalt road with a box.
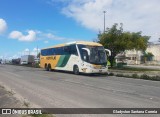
[0,65,160,116]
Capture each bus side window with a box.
[52,48,55,55]
[70,45,78,56]
[64,46,70,55]
[42,49,48,56]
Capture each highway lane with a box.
[0,65,160,116]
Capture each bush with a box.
[116,74,124,77]
[124,75,131,78]
[107,72,160,81]
[132,74,139,78]
[140,74,150,80]
[108,72,114,76]
[150,76,160,81]
[32,62,40,68]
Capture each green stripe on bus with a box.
[56,55,71,67]
[56,55,65,67]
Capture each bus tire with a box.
[48,64,52,71]
[45,64,49,71]
[73,65,79,75]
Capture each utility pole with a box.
[37,45,38,58]
[103,11,106,33]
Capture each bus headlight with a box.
[90,65,98,69]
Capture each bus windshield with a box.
[78,44,107,65]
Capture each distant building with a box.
[125,50,143,65]
[146,43,160,61]
[115,43,160,65]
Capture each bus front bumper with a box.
[81,67,108,74]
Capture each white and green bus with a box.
[40,41,111,74]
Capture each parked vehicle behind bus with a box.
[21,55,34,65]
[40,41,111,74]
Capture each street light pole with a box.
[37,45,38,58]
[103,11,106,33]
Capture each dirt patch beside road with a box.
[0,85,54,117]
[0,85,23,117]
[0,85,24,108]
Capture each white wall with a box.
[146,44,160,61]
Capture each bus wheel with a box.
[45,64,49,71]
[73,65,79,75]
[48,64,52,71]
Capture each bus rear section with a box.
[40,44,79,72]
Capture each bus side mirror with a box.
[82,48,90,56]
[105,49,111,56]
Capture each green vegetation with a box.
[108,73,160,81]
[132,74,139,78]
[32,62,40,68]
[108,72,114,76]
[143,52,154,62]
[98,23,150,67]
[109,67,160,71]
[107,60,111,66]
[115,74,124,77]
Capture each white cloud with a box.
[44,32,82,42]
[9,30,36,42]
[1,47,41,60]
[37,31,65,40]
[44,40,49,44]
[11,55,19,59]
[37,31,78,42]
[57,0,160,41]
[24,48,29,52]
[46,33,66,40]
[30,48,40,56]
[0,18,7,34]
[9,31,22,39]
[20,48,40,56]
[33,48,40,52]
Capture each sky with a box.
[0,0,160,59]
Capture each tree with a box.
[131,32,149,51]
[98,23,150,67]
[143,52,154,62]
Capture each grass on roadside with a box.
[109,67,160,72]
[108,73,160,81]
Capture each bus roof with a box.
[41,41,102,50]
